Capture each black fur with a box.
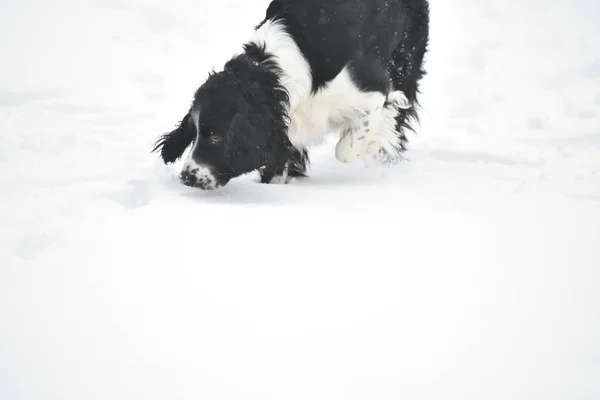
[258,0,430,153]
[152,113,195,164]
[288,148,310,177]
[180,48,294,189]
[259,0,429,95]
[259,147,310,183]
[388,2,430,150]
[152,0,429,188]
[347,55,391,95]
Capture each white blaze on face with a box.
[180,157,219,190]
[180,106,220,190]
[190,106,200,132]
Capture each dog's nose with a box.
[180,169,197,187]
[179,168,220,190]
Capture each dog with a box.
[152,0,429,190]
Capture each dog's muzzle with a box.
[180,164,221,190]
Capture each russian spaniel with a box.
[153,0,430,190]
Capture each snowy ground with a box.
[1,0,600,399]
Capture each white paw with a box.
[336,134,358,163]
[269,174,290,184]
[388,90,411,109]
[365,139,383,158]
[335,132,372,163]
[268,164,290,184]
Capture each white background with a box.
[1,0,599,399]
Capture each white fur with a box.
[335,89,411,162]
[269,163,290,184]
[190,106,200,132]
[388,90,412,110]
[249,20,313,111]
[181,141,219,190]
[249,19,407,161]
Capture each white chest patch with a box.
[249,19,391,151]
[286,68,386,149]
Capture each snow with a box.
[1,0,600,399]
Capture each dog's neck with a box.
[246,18,313,111]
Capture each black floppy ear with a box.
[152,112,197,164]
[225,109,292,174]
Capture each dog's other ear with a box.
[225,108,291,174]
[152,112,197,164]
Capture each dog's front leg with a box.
[335,90,410,163]
[260,147,309,185]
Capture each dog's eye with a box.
[208,134,221,144]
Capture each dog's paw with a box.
[268,173,291,185]
[261,163,292,185]
[336,133,358,163]
[336,131,378,163]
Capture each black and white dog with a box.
[153,0,429,190]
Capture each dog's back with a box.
[259,0,430,93]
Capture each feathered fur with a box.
[152,0,429,190]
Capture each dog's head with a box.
[179,57,292,190]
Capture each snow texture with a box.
[1,0,600,399]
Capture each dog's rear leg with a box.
[152,112,196,164]
[388,7,429,152]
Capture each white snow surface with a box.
[2,0,600,399]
